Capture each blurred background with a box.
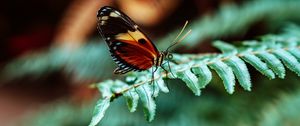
[1,0,300,126]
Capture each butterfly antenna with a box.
[177,29,192,44]
[166,21,191,51]
[171,21,188,44]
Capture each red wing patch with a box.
[97,6,160,74]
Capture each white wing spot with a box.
[100,21,106,25]
[101,16,109,20]
[114,11,121,15]
[110,12,119,17]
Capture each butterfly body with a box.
[97,6,167,74]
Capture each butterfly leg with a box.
[160,63,169,78]
[160,64,172,90]
[160,61,176,78]
[151,66,159,97]
[151,66,159,83]
[167,61,176,78]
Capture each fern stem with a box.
[106,45,300,101]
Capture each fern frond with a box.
[157,0,300,49]
[1,42,114,82]
[89,30,300,126]
[89,98,110,126]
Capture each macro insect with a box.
[97,6,191,75]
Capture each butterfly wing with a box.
[97,6,160,74]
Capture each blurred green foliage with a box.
[2,0,300,82]
[1,42,114,82]
[6,0,300,125]
[157,0,300,49]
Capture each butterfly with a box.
[97,6,191,75]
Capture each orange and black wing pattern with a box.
[97,6,160,74]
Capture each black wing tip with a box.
[97,6,116,17]
[101,6,115,10]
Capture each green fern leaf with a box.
[256,52,286,78]
[213,40,237,54]
[155,73,169,93]
[96,80,114,97]
[288,48,300,61]
[191,63,212,88]
[209,60,235,94]
[123,89,139,113]
[241,53,275,79]
[136,84,156,122]
[273,49,300,76]
[152,82,161,98]
[224,56,251,91]
[175,64,201,96]
[89,98,110,126]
